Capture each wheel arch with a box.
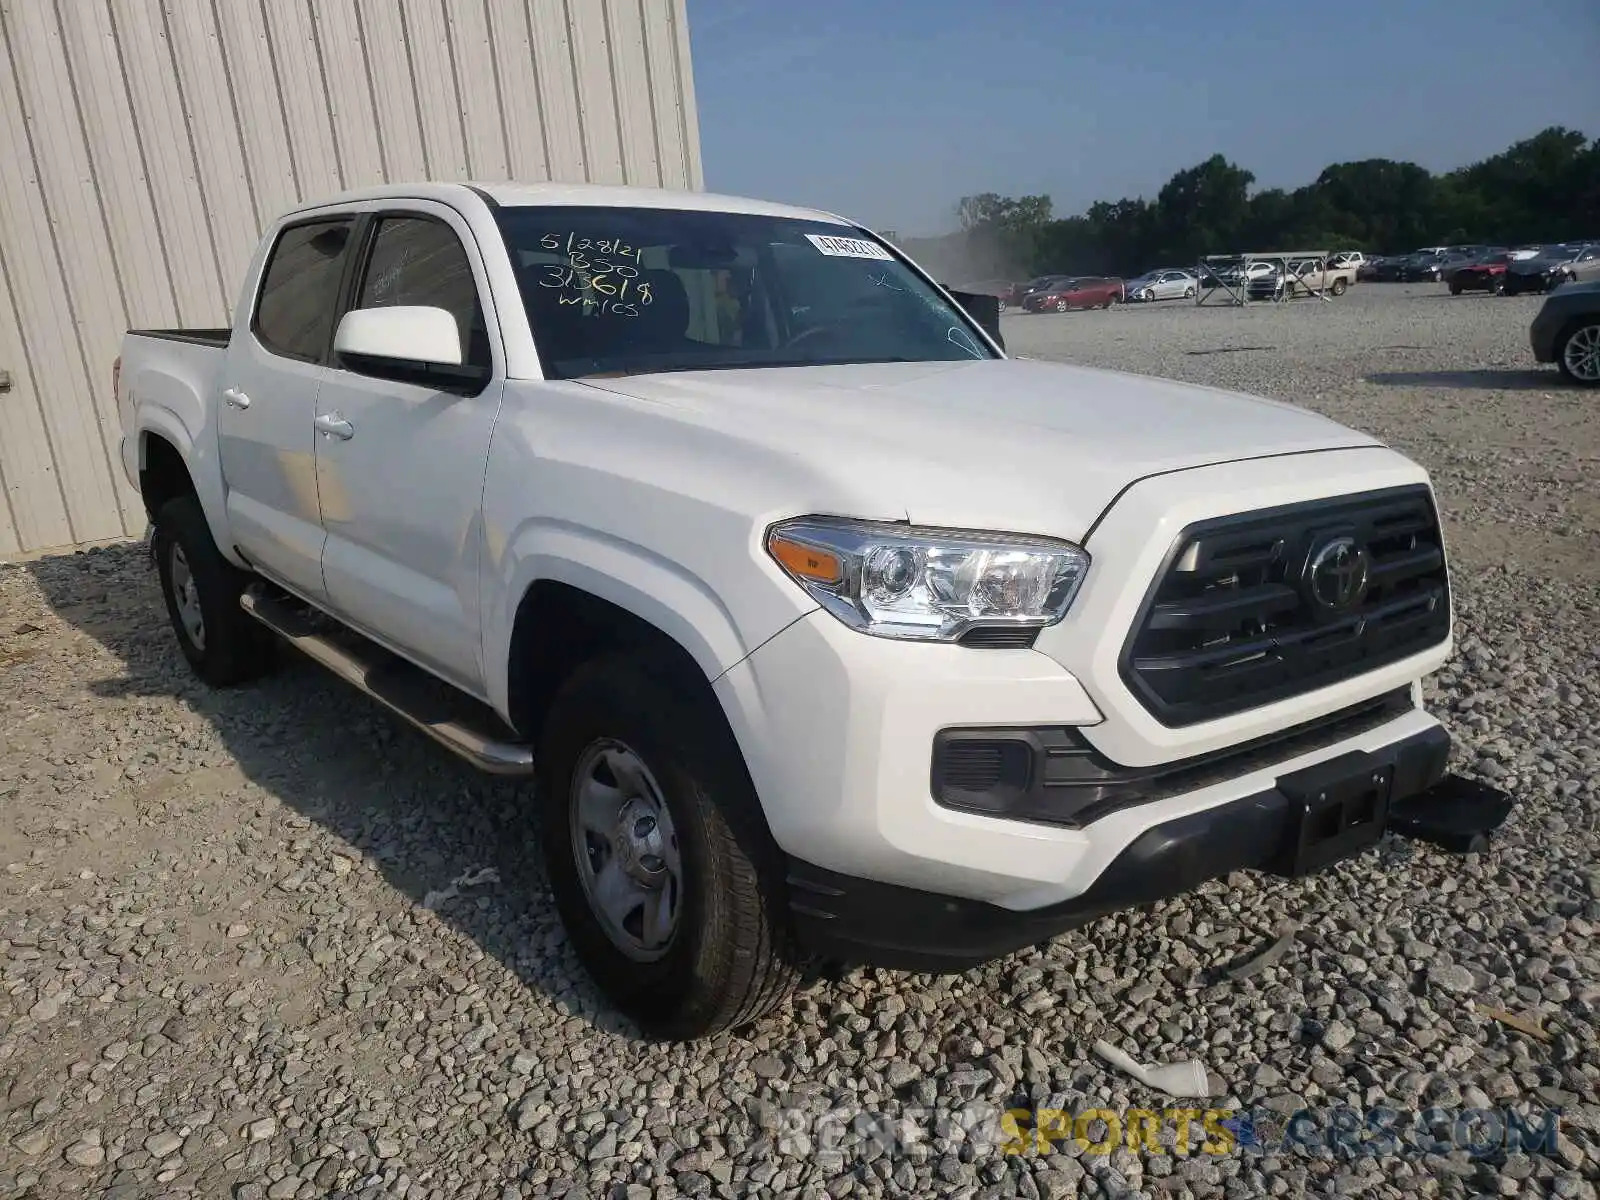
[135,406,239,565]
[505,577,728,745]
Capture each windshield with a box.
[493,206,996,379]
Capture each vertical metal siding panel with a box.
[447,0,508,180]
[400,0,468,179]
[0,275,74,552]
[6,0,140,535]
[485,0,550,181]
[525,1,586,181]
[564,0,623,183]
[59,1,179,328]
[261,0,342,197]
[163,0,261,316]
[605,0,658,186]
[667,0,702,189]
[356,0,428,180]
[110,0,226,323]
[640,0,688,189]
[0,6,123,544]
[214,0,296,230]
[312,0,386,187]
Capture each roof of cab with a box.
[280,180,857,227]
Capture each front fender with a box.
[482,519,809,719]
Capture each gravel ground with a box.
[2,285,1598,1199]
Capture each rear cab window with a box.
[252,218,355,361]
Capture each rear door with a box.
[218,216,356,600]
[312,204,503,693]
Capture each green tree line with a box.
[908,126,1600,282]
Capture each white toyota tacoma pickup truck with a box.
[115,182,1511,1039]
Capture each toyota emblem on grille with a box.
[1306,536,1370,611]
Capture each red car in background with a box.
[1449,252,1514,295]
[1022,276,1124,312]
[1005,275,1073,307]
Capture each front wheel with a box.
[537,653,800,1039]
[1055,299,1068,312]
[1556,319,1600,387]
[1449,281,1462,295]
[1183,285,1195,298]
[152,495,276,686]
[1331,277,1348,296]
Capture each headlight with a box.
[765,517,1090,642]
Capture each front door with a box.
[313,208,503,693]
[218,216,356,601]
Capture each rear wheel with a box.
[1556,319,1600,387]
[537,653,799,1039]
[152,495,275,686]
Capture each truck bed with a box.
[127,327,231,349]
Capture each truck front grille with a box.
[1121,485,1450,726]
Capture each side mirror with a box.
[333,306,489,391]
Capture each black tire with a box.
[537,652,799,1039]
[1554,319,1600,388]
[1055,299,1068,312]
[1449,280,1462,295]
[151,494,276,686]
[1331,277,1348,296]
[1183,285,1195,298]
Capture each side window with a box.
[355,215,489,368]
[253,218,354,362]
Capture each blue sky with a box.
[687,0,1600,235]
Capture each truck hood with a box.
[578,357,1381,539]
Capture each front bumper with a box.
[787,723,1510,979]
[786,722,1489,972]
[1503,273,1556,295]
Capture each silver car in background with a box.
[1125,269,1198,301]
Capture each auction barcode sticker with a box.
[805,233,895,260]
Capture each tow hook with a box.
[1387,773,1515,855]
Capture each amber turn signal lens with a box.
[768,534,842,584]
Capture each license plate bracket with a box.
[1274,751,1392,877]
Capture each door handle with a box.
[222,387,250,409]
[314,413,354,440]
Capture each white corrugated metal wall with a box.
[0,0,703,557]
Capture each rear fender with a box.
[133,394,237,566]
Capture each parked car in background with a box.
[1246,263,1292,301]
[1219,260,1280,290]
[1449,251,1514,295]
[1530,279,1600,386]
[1125,269,1197,302]
[1283,258,1358,297]
[1404,251,1470,283]
[1503,244,1600,295]
[1023,276,1124,311]
[1371,256,1411,282]
[1329,251,1367,270]
[1007,275,1075,307]
[1360,255,1394,281]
